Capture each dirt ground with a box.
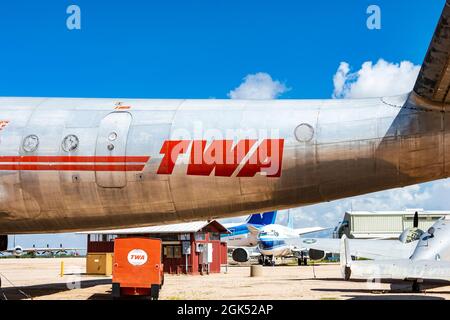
[1,258,450,300]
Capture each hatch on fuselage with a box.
[95,112,132,188]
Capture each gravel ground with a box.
[1,258,450,300]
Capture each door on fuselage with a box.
[95,112,132,188]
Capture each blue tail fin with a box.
[246,211,277,226]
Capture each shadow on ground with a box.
[346,295,445,300]
[0,278,111,300]
[308,277,450,295]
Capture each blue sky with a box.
[1,0,448,249]
[0,0,443,99]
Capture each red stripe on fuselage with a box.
[0,164,146,171]
[0,156,150,163]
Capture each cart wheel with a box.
[112,283,121,300]
[150,284,159,300]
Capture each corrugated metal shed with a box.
[339,209,449,239]
[79,220,229,235]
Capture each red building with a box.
[85,220,229,275]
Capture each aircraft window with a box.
[22,134,39,153]
[62,134,79,152]
[294,123,314,143]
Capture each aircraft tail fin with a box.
[414,0,450,103]
[287,210,294,229]
[246,211,277,226]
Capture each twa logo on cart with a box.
[127,249,148,266]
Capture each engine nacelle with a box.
[309,249,326,261]
[399,227,424,244]
[0,235,7,252]
[13,245,23,256]
[232,248,250,263]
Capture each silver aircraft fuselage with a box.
[0,92,447,234]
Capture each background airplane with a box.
[221,211,278,248]
[299,212,450,292]
[0,243,81,258]
[302,211,425,261]
[227,211,325,264]
[255,219,328,266]
[340,215,450,292]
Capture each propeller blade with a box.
[413,211,419,228]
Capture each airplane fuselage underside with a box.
[0,93,447,233]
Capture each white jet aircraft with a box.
[253,214,327,266]
[340,215,450,292]
[230,210,325,264]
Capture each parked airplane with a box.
[221,211,277,248]
[255,221,328,266]
[0,244,81,257]
[1,2,450,253]
[220,211,278,262]
[302,211,424,261]
[340,215,450,292]
[229,210,324,264]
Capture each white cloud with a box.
[332,59,421,99]
[228,72,289,100]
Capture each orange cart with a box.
[112,237,164,300]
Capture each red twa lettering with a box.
[156,139,284,177]
[157,140,190,175]
[187,139,256,176]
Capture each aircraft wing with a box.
[414,0,450,103]
[247,225,260,235]
[301,238,417,260]
[339,235,450,281]
[294,227,328,235]
[301,238,341,254]
[346,259,450,281]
